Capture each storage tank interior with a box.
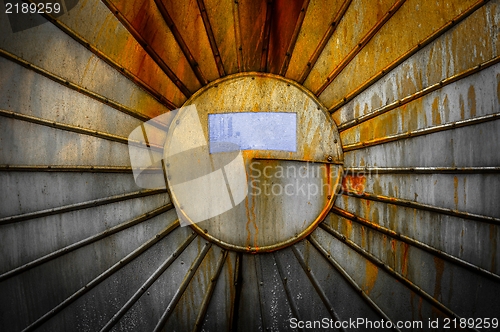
[0,0,499,331]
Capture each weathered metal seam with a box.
[342,112,500,152]
[34,6,178,109]
[152,242,212,332]
[279,0,311,76]
[260,0,273,72]
[101,0,193,97]
[0,109,164,152]
[196,0,226,77]
[20,219,180,332]
[343,190,500,225]
[315,0,406,97]
[297,0,353,84]
[99,231,197,332]
[273,252,304,330]
[345,167,500,174]
[0,204,174,282]
[192,250,228,332]
[336,55,500,125]
[153,0,209,85]
[0,165,152,173]
[0,49,153,122]
[0,189,167,225]
[328,0,490,112]
[291,245,345,331]
[330,206,500,283]
[308,236,401,332]
[318,223,474,326]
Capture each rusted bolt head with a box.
[327,156,333,162]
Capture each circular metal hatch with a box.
[164,73,343,252]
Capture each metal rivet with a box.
[327,156,333,162]
[334,139,338,144]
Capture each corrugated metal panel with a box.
[1,0,499,331]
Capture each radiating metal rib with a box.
[0,165,135,173]
[101,0,192,97]
[21,219,180,332]
[328,0,489,113]
[315,0,406,96]
[336,54,500,124]
[0,109,163,152]
[0,204,173,282]
[99,231,197,332]
[197,0,226,77]
[229,253,243,332]
[291,245,345,332]
[280,0,310,76]
[319,223,479,330]
[342,190,500,225]
[308,236,400,332]
[273,252,303,331]
[254,255,268,331]
[36,7,178,109]
[330,206,500,282]
[153,242,212,332]
[345,166,500,174]
[192,250,228,332]
[260,0,273,72]
[0,49,152,123]
[297,0,352,84]
[0,189,167,225]
[342,111,500,152]
[154,0,208,85]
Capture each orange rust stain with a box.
[468,85,477,118]
[400,242,409,277]
[431,96,441,125]
[342,174,366,195]
[251,192,259,251]
[443,95,450,123]
[363,262,379,295]
[344,219,353,238]
[433,257,445,301]
[453,176,459,208]
[459,94,465,120]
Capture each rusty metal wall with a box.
[0,0,499,331]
